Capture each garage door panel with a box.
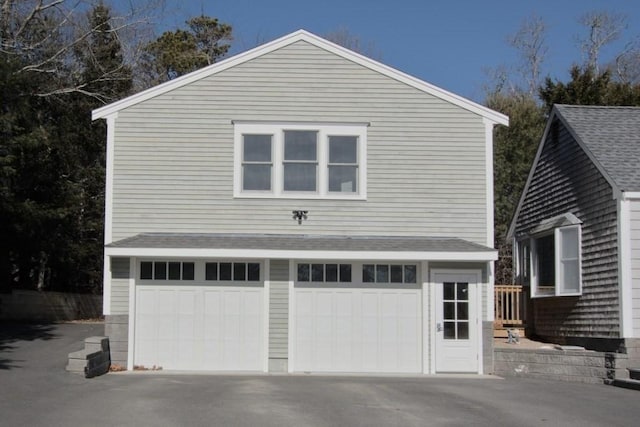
[135,286,264,371]
[294,288,421,373]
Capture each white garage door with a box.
[293,288,422,373]
[135,286,264,371]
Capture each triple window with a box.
[235,123,366,198]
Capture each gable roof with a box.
[507,104,640,239]
[554,104,640,192]
[92,29,508,125]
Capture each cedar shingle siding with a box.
[514,118,619,339]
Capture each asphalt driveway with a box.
[1,322,639,427]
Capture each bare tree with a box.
[324,27,382,60]
[577,10,627,74]
[612,38,640,84]
[509,14,548,96]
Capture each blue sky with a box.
[126,0,640,102]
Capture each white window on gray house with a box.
[528,214,582,297]
[362,264,417,284]
[234,122,367,199]
[283,130,318,192]
[140,261,195,281]
[242,134,272,191]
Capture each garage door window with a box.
[297,263,352,283]
[205,262,260,282]
[140,261,194,280]
[362,264,417,284]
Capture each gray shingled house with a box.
[508,104,640,366]
[92,30,508,374]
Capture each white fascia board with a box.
[105,247,497,262]
[92,30,508,126]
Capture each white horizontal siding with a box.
[630,201,640,336]
[110,257,130,315]
[110,40,488,243]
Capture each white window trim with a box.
[530,224,582,298]
[234,122,367,200]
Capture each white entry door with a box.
[433,272,479,373]
[135,286,264,371]
[293,288,422,373]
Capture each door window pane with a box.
[376,265,389,283]
[206,263,218,281]
[444,302,455,320]
[404,265,417,283]
[390,265,403,283]
[363,264,375,282]
[457,302,468,320]
[311,264,324,282]
[443,282,455,300]
[248,263,260,281]
[443,322,456,339]
[154,262,167,280]
[140,262,152,280]
[456,283,468,301]
[168,262,181,280]
[234,263,246,281]
[457,322,469,340]
[339,264,352,282]
[325,264,338,282]
[297,264,310,281]
[219,263,232,280]
[182,263,194,280]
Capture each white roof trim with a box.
[93,29,508,125]
[621,192,640,200]
[104,246,498,262]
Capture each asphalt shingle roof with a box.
[555,104,640,192]
[107,233,494,253]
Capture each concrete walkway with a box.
[2,322,640,427]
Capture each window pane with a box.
[443,302,455,320]
[182,263,194,280]
[390,265,403,283]
[311,264,324,282]
[154,262,167,280]
[243,164,271,191]
[328,165,357,192]
[325,264,338,282]
[457,322,469,340]
[140,262,153,280]
[363,264,375,282]
[284,130,317,160]
[376,265,389,283]
[404,265,417,283]
[329,136,357,163]
[340,264,352,282]
[537,234,555,288]
[234,263,246,281]
[443,282,455,300]
[297,264,310,281]
[284,163,316,191]
[243,134,272,161]
[168,262,181,280]
[457,283,468,301]
[443,322,455,339]
[561,227,579,259]
[248,263,260,281]
[457,302,468,320]
[205,263,218,281]
[219,263,232,280]
[561,260,580,293]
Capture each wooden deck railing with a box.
[494,284,527,328]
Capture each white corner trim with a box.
[262,259,270,373]
[287,259,295,373]
[487,261,495,322]
[483,118,495,249]
[102,255,111,315]
[618,199,633,338]
[421,261,431,374]
[104,114,117,244]
[92,30,508,125]
[127,257,136,371]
